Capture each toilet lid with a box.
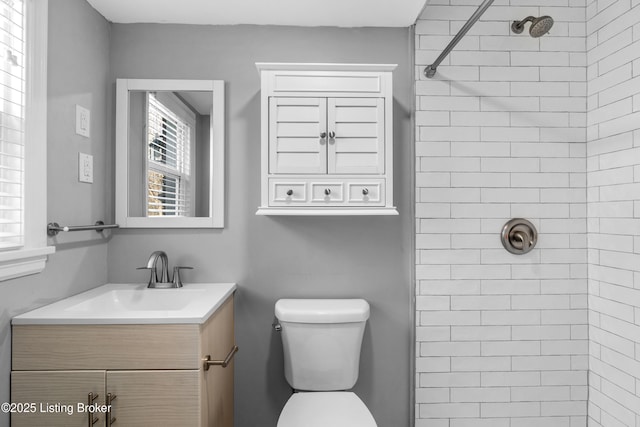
[277,392,377,427]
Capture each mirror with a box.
[115,79,225,228]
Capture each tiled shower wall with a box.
[414,1,588,425]
[586,0,640,426]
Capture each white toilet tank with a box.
[275,299,370,391]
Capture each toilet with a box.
[275,298,377,427]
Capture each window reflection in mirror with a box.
[128,91,210,218]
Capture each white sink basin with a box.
[12,283,236,325]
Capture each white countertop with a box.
[12,282,237,325]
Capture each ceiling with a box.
[86,0,427,28]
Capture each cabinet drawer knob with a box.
[362,188,369,196]
[328,131,336,139]
[324,188,331,196]
[320,132,327,139]
[286,189,293,196]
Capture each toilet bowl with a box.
[274,299,377,426]
[277,392,376,427]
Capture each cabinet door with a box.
[269,97,327,174]
[106,370,200,427]
[327,98,385,174]
[11,370,105,427]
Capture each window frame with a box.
[0,0,54,282]
[145,91,196,217]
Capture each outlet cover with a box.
[78,152,93,183]
[75,105,90,138]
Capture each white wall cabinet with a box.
[257,63,398,215]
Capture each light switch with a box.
[78,152,93,183]
[76,105,90,138]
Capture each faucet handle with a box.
[172,266,193,288]
[136,266,157,286]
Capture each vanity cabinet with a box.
[256,63,398,215]
[11,295,235,427]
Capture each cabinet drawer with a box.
[347,181,384,205]
[12,324,201,370]
[310,182,344,203]
[270,181,308,205]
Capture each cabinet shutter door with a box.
[327,98,384,174]
[269,97,327,174]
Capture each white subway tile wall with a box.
[415,1,589,426]
[586,0,640,426]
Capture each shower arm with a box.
[511,16,535,33]
[424,0,495,78]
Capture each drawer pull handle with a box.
[87,392,99,426]
[362,188,369,196]
[329,131,336,139]
[203,345,239,370]
[320,132,327,139]
[324,188,331,196]
[106,393,116,427]
[286,189,293,196]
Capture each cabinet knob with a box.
[286,189,293,196]
[362,188,369,196]
[324,188,331,196]
[320,132,327,139]
[328,131,336,139]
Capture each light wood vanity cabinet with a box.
[11,296,235,427]
[256,63,398,215]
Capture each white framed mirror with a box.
[115,79,225,228]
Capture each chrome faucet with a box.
[138,251,192,288]
[146,250,169,286]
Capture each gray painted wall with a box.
[0,1,112,425]
[106,24,414,426]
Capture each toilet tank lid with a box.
[275,299,370,323]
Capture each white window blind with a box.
[146,93,193,217]
[0,0,24,250]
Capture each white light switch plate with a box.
[78,152,93,183]
[76,105,90,138]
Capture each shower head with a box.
[511,15,554,37]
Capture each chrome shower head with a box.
[511,15,554,37]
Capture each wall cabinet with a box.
[11,296,235,427]
[257,63,398,215]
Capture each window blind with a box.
[146,93,192,217]
[0,0,24,249]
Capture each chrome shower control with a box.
[501,218,537,255]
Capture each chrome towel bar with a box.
[47,220,120,236]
